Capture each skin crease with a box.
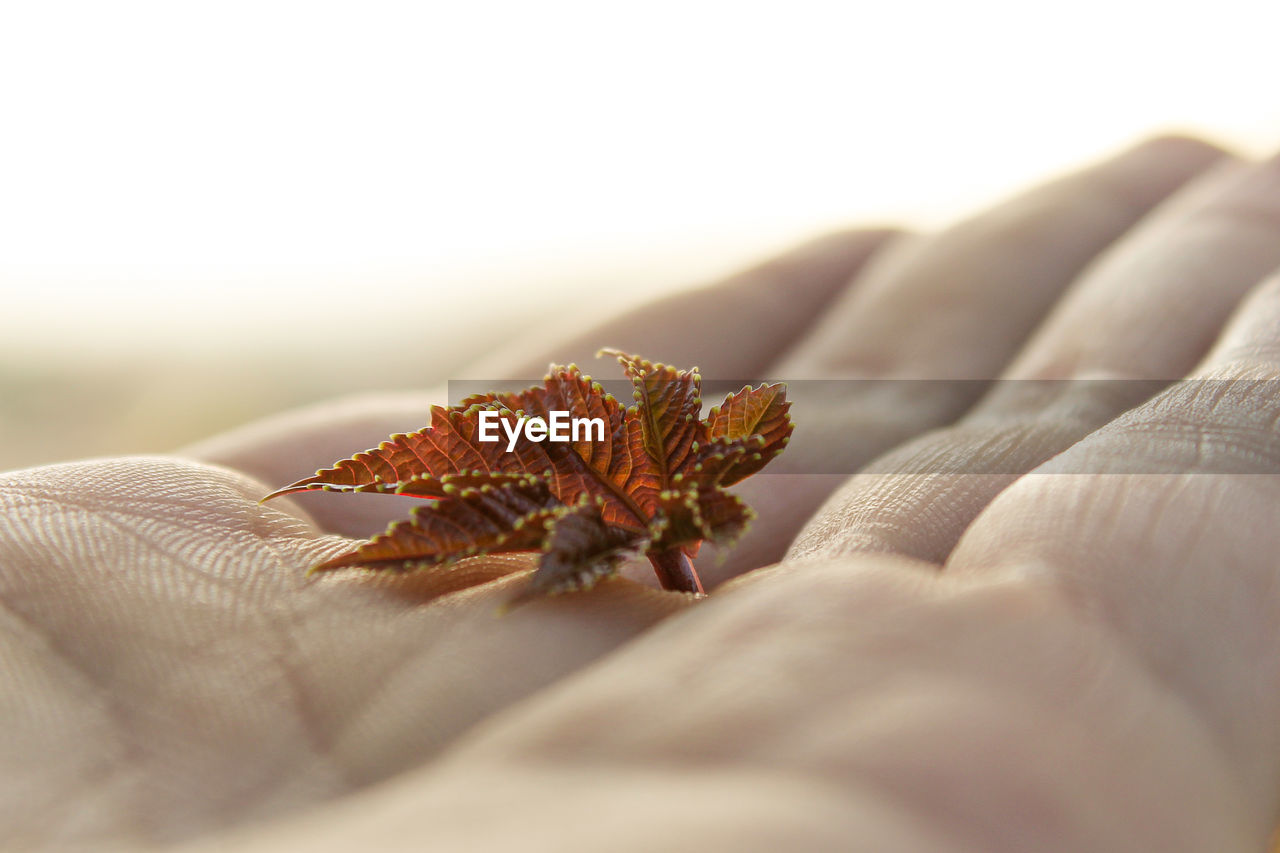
[6,136,1280,850]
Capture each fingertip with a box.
[1127,132,1234,165]
[1194,268,1280,375]
[799,225,910,253]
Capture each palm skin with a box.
[5,136,1280,851]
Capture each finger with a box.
[946,268,1280,830]
[468,228,900,379]
[1002,154,1280,381]
[773,135,1227,380]
[1198,271,1280,370]
[0,457,688,847]
[791,150,1280,565]
[698,137,1227,584]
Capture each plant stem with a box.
[647,548,704,594]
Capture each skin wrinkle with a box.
[312,638,455,782]
[1,459,323,567]
[321,586,508,772]
[1106,380,1280,472]
[260,613,356,792]
[256,597,468,793]
[0,490,230,644]
[0,571,145,842]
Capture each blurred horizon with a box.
[4,3,1279,357]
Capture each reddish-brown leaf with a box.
[702,383,793,484]
[268,366,654,532]
[315,474,561,571]
[601,349,704,496]
[651,486,754,554]
[261,405,527,500]
[264,351,792,600]
[519,498,647,601]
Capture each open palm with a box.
[6,136,1280,851]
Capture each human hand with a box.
[6,136,1280,851]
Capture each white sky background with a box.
[2,1,1278,363]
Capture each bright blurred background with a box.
[2,1,1278,470]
